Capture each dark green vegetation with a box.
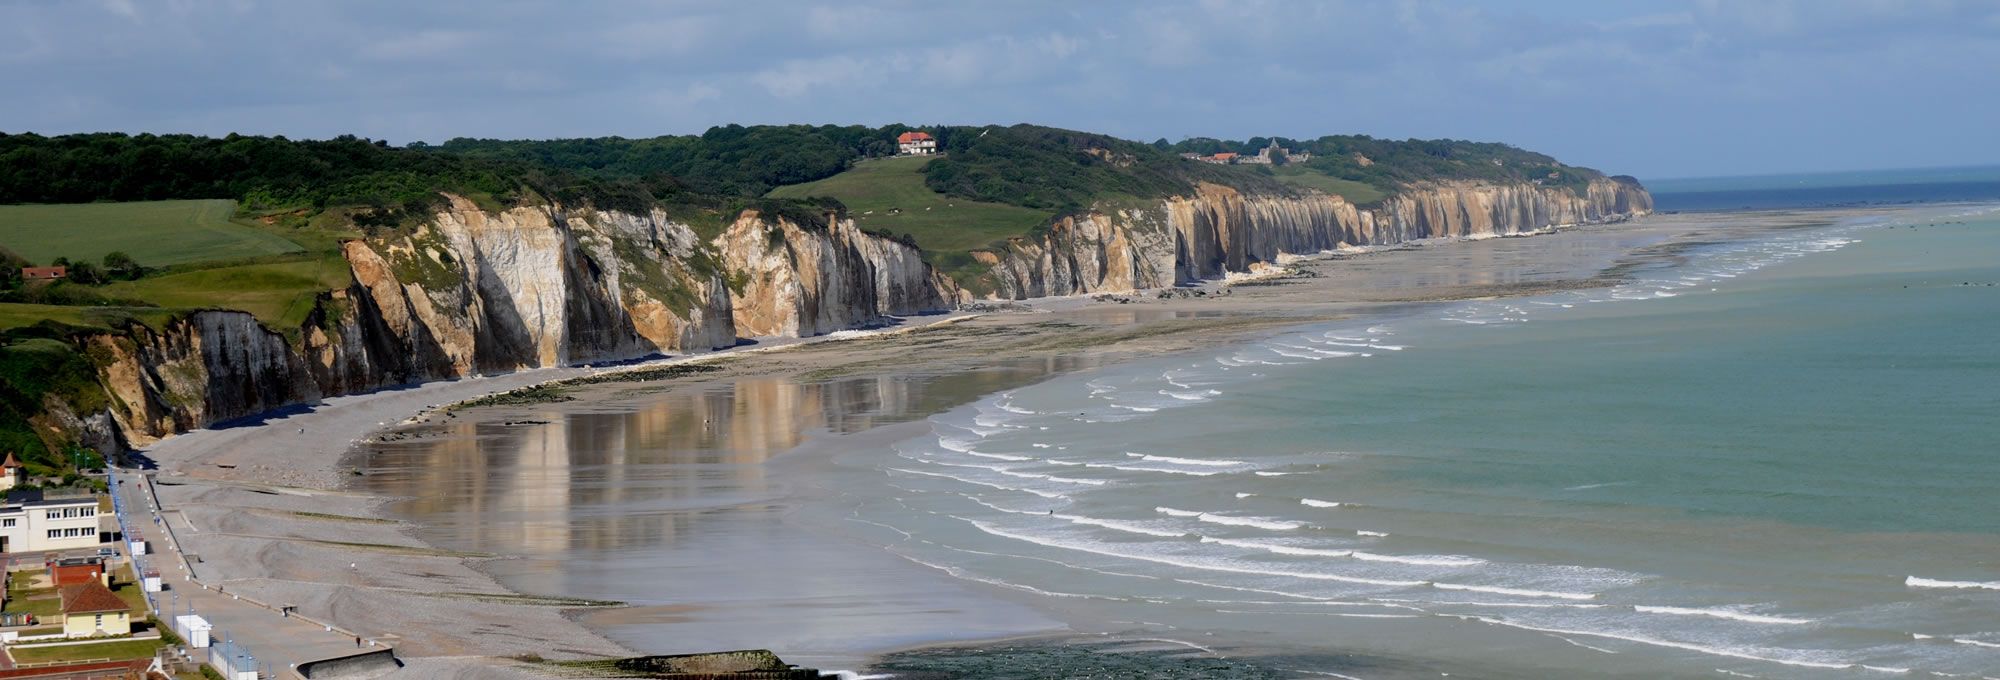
[766,156,1054,254]
[0,334,115,474]
[0,199,302,266]
[532,649,818,679]
[0,124,1620,467]
[1165,134,1616,204]
[452,384,575,410]
[557,362,725,386]
[868,639,1393,679]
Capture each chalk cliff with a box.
[95,197,951,446]
[981,177,1652,299]
[74,177,1648,449]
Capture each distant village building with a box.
[1186,141,1308,166]
[896,131,937,156]
[20,266,66,281]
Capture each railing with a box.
[109,465,393,679]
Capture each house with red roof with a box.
[19,266,66,282]
[57,580,130,637]
[896,131,936,156]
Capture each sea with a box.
[834,178,2000,677]
[364,172,2000,678]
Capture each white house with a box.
[897,131,936,156]
[0,489,105,554]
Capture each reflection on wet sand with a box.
[360,356,1098,558]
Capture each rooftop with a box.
[58,581,128,615]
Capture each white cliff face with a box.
[981,178,1652,299]
[718,212,958,338]
[92,196,961,444]
[78,178,1648,447]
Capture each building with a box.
[56,580,130,638]
[0,489,105,554]
[49,557,107,588]
[0,452,22,492]
[896,131,936,156]
[19,267,66,281]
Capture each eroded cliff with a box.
[70,177,1648,449]
[981,177,1652,299]
[94,197,952,446]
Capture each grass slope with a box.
[97,253,351,330]
[1269,166,1388,205]
[0,199,304,267]
[766,156,1052,254]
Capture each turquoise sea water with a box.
[836,205,2000,677]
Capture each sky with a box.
[2,0,1996,179]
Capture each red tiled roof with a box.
[1212,152,1238,160]
[51,563,104,587]
[20,266,66,280]
[896,131,933,143]
[1,451,19,468]
[58,581,129,615]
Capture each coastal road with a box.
[109,467,390,678]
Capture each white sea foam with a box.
[1200,536,1351,557]
[1906,576,2000,590]
[887,467,1066,499]
[1321,341,1405,350]
[1235,492,1257,499]
[1355,530,1389,537]
[1255,471,1296,477]
[1351,551,1484,567]
[1086,462,1222,476]
[1059,515,1187,538]
[1300,498,1342,508]
[964,519,1426,588]
[1632,605,1813,625]
[1157,508,1304,531]
[1955,639,2000,649]
[1128,453,1246,467]
[1031,443,1051,448]
[965,451,1033,462]
[1454,615,1855,670]
[1433,582,1596,600]
[1160,389,1222,401]
[1112,404,1162,412]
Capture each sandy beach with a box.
[126,209,1872,677]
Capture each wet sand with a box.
[129,210,1875,676]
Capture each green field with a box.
[0,303,176,332]
[767,156,1053,254]
[97,252,351,330]
[0,199,304,267]
[1270,166,1389,205]
[5,637,165,664]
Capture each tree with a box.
[101,251,140,280]
[64,261,103,285]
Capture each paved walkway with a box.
[109,468,385,678]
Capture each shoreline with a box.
[128,207,1886,676]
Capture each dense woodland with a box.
[1164,135,1614,196]
[1,126,1617,220]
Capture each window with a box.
[94,614,102,628]
[81,507,94,517]
[45,510,56,520]
[2,518,14,527]
[46,529,59,539]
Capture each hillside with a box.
[0,124,1650,469]
[765,156,1052,255]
